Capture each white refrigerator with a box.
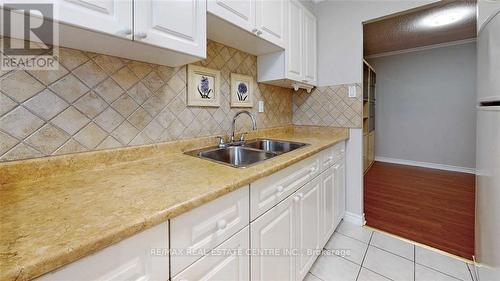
[475,4,500,277]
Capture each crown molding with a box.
[365,38,477,59]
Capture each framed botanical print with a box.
[187,65,220,107]
[230,73,253,108]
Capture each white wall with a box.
[368,42,477,170]
[316,0,436,86]
[299,0,316,15]
[477,0,500,33]
[314,0,436,224]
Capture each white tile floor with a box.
[306,220,489,281]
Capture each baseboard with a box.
[343,212,366,226]
[374,156,476,174]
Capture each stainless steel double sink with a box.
[185,139,309,168]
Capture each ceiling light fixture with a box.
[420,7,472,27]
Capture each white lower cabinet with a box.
[333,160,346,227]
[296,177,321,281]
[251,194,297,281]
[320,166,335,246]
[37,142,345,281]
[37,223,169,281]
[170,185,249,276]
[172,226,250,281]
[250,142,346,281]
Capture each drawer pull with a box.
[293,195,301,202]
[216,219,227,230]
[297,193,304,198]
[276,185,284,193]
[327,156,333,161]
[134,31,148,39]
[309,167,316,173]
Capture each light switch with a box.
[348,85,356,98]
[258,101,264,113]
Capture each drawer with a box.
[170,185,249,276]
[250,154,320,221]
[321,141,345,170]
[320,146,336,171]
[172,226,250,281]
[37,223,169,281]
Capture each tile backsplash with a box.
[293,84,363,128]
[0,40,293,161]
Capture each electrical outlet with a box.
[258,101,264,113]
[348,85,357,98]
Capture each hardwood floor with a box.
[364,162,475,260]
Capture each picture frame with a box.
[230,73,253,108]
[187,64,221,107]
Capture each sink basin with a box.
[185,139,309,168]
[245,139,308,154]
[188,146,277,168]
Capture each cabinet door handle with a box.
[251,28,258,33]
[256,30,263,35]
[118,28,132,36]
[135,32,148,39]
[216,219,227,230]
[293,195,301,202]
[276,185,284,193]
[297,193,304,198]
[309,167,316,173]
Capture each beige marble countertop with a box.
[0,126,348,281]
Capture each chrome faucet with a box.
[230,110,257,144]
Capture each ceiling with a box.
[363,0,477,57]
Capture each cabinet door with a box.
[333,161,346,228]
[296,177,321,281]
[208,0,255,32]
[30,0,133,39]
[172,226,250,281]
[286,0,303,81]
[134,0,206,57]
[303,8,317,85]
[320,167,335,246]
[255,0,286,48]
[251,195,296,281]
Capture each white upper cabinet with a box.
[257,0,317,90]
[255,0,286,48]
[286,0,303,82]
[48,0,133,39]
[207,0,286,53]
[303,7,317,85]
[134,0,206,58]
[4,0,206,66]
[208,0,256,31]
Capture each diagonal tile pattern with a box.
[307,221,475,281]
[293,85,363,128]
[0,40,293,162]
